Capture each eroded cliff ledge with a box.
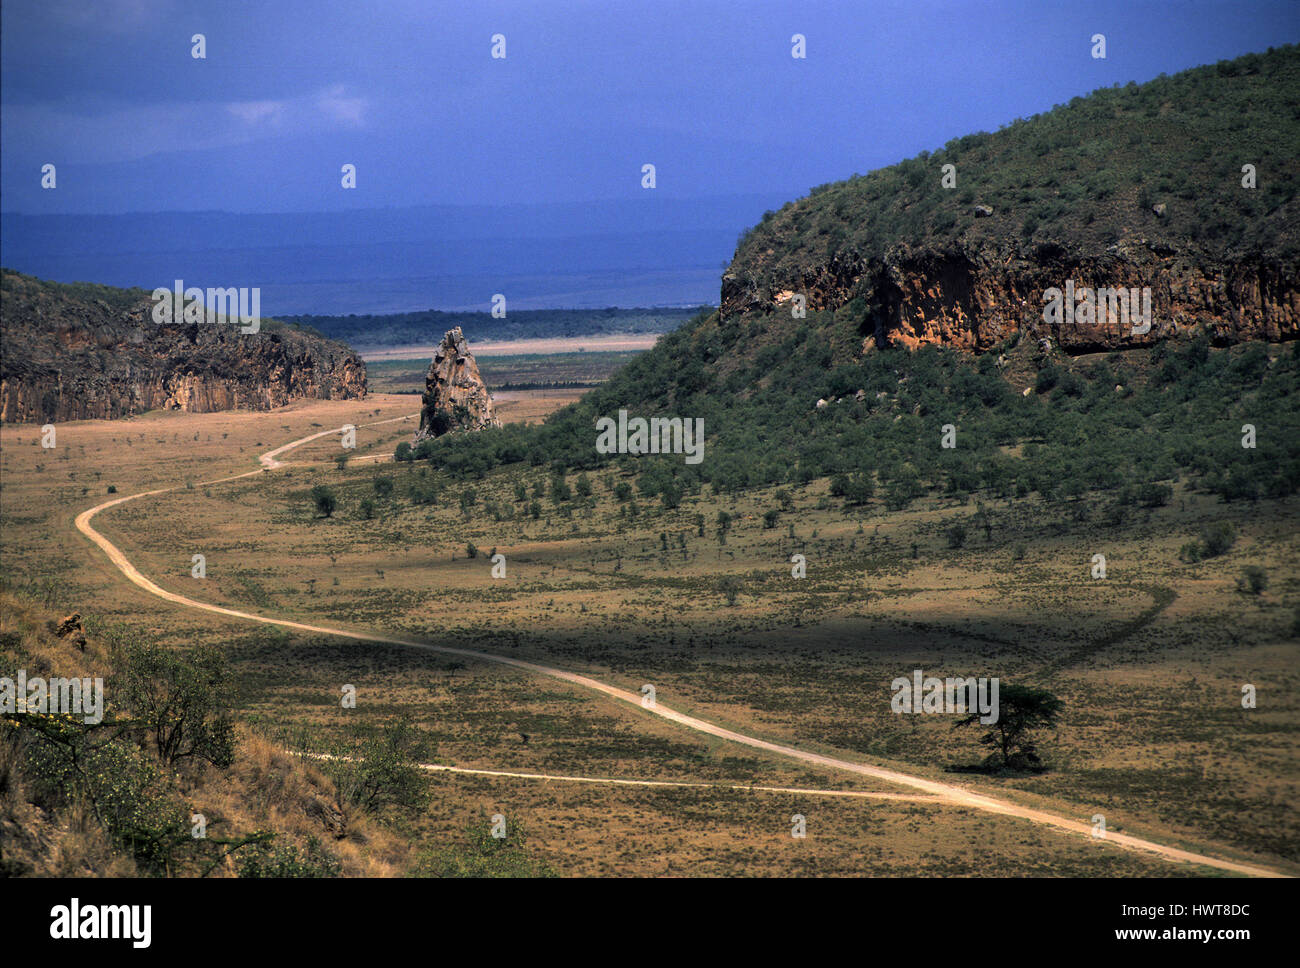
[721,239,1298,355]
[0,271,367,423]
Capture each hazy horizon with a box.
[3,0,1297,314]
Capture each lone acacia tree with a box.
[954,684,1063,771]
[118,642,236,768]
[311,484,337,518]
[718,575,742,606]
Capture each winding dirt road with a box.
[307,753,941,801]
[73,416,1287,878]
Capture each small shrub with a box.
[409,481,439,506]
[239,836,342,878]
[116,642,236,768]
[833,472,874,505]
[311,484,337,518]
[327,717,428,815]
[412,813,554,878]
[1137,482,1173,507]
[661,483,683,510]
[1239,566,1267,595]
[1035,364,1060,393]
[1200,521,1237,558]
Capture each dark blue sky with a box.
[3,0,1296,214]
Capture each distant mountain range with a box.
[281,306,705,349]
[0,194,788,315]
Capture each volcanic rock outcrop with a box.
[0,270,367,423]
[721,239,1299,355]
[414,327,499,441]
[719,48,1299,358]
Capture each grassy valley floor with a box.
[1,391,1294,875]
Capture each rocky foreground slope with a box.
[0,271,366,423]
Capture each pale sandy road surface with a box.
[72,418,1288,878]
[307,753,940,802]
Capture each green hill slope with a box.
[408,48,1300,508]
[734,46,1299,279]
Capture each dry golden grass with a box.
[1,389,1296,876]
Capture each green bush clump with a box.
[412,814,555,878]
[238,836,342,878]
[21,722,189,871]
[324,717,429,817]
[1200,522,1238,558]
[311,484,337,518]
[116,641,236,768]
[1239,566,1268,595]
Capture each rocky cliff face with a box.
[719,48,1299,358]
[0,271,367,423]
[721,238,1299,355]
[414,327,499,440]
